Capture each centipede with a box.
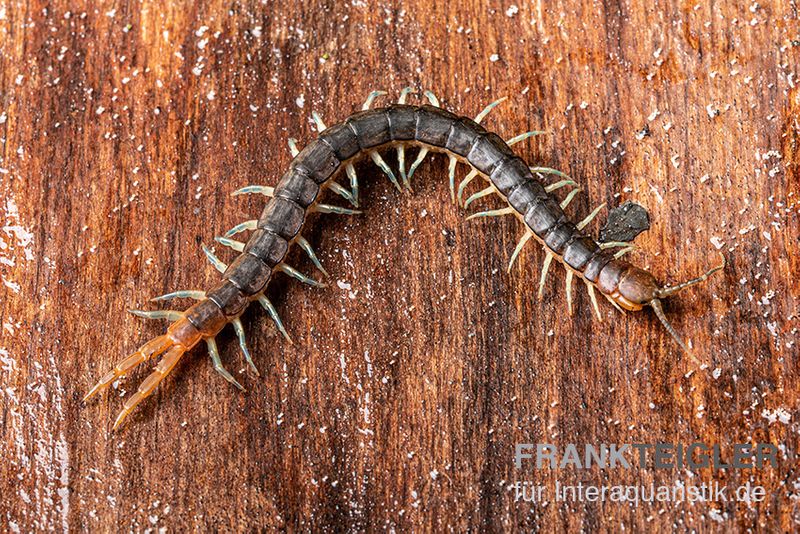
[84,88,725,429]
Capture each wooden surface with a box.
[1,0,798,531]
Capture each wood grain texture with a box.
[1,0,798,531]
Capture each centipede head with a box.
[648,253,726,352]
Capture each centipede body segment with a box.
[84,89,725,429]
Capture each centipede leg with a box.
[508,231,533,272]
[506,130,546,146]
[545,179,578,193]
[560,188,582,209]
[538,253,554,298]
[225,220,258,238]
[397,88,414,189]
[83,335,173,402]
[215,236,244,252]
[202,245,228,274]
[296,235,329,277]
[346,163,359,207]
[474,97,507,124]
[448,156,458,203]
[565,271,574,316]
[312,112,327,132]
[465,206,515,221]
[369,151,402,192]
[407,147,429,183]
[531,166,571,179]
[206,337,244,390]
[112,344,186,430]
[464,186,496,209]
[288,138,300,157]
[577,204,607,230]
[151,290,206,302]
[362,90,387,110]
[232,185,274,197]
[232,318,259,376]
[257,295,292,343]
[128,309,184,322]
[457,169,479,206]
[312,204,362,215]
[276,263,327,288]
[585,282,603,321]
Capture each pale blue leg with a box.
[560,188,582,209]
[313,204,362,215]
[296,236,329,277]
[151,290,206,302]
[457,169,479,206]
[327,181,357,206]
[202,245,228,274]
[474,97,507,124]
[545,179,578,193]
[423,90,440,107]
[206,337,244,390]
[257,295,292,343]
[346,163,359,207]
[506,131,546,146]
[577,203,607,230]
[398,87,414,104]
[311,112,327,132]
[369,151,402,192]
[215,236,245,252]
[465,206,514,221]
[531,166,571,179]
[464,186,495,209]
[362,90,387,110]
[128,309,184,321]
[507,231,533,273]
[288,138,300,156]
[232,318,259,376]
[276,264,327,288]
[224,220,258,238]
[232,185,274,197]
[447,156,458,203]
[407,147,429,183]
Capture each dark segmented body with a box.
[182,104,636,338]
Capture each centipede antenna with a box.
[457,169,479,206]
[448,156,458,203]
[560,187,582,209]
[224,220,258,237]
[151,290,206,302]
[276,263,327,288]
[506,130,547,146]
[577,203,607,230]
[288,138,300,157]
[407,147,429,182]
[257,295,292,343]
[531,166,571,179]
[362,90,387,110]
[296,235,329,277]
[215,236,245,252]
[423,90,440,107]
[345,163,359,206]
[465,206,515,221]
[311,112,327,132]
[232,318,259,376]
[312,204,363,215]
[474,97,507,124]
[545,179,578,193]
[128,309,184,322]
[206,337,245,391]
[202,245,227,274]
[538,253,554,298]
[508,231,533,272]
[369,151,402,192]
[657,253,726,298]
[398,87,414,104]
[650,298,689,353]
[464,186,496,209]
[565,271,574,315]
[232,185,274,197]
